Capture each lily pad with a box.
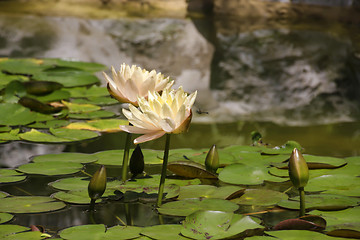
[64,119,127,133]
[0,103,38,126]
[17,161,83,176]
[33,71,100,88]
[306,174,360,197]
[0,169,26,183]
[0,191,9,198]
[178,185,244,200]
[27,120,69,129]
[93,149,163,165]
[157,198,239,216]
[31,152,97,164]
[167,161,218,179]
[231,189,288,206]
[51,190,102,204]
[49,177,91,191]
[265,230,348,240]
[273,155,347,169]
[0,58,49,75]
[68,110,115,120]
[66,86,109,98]
[0,196,66,213]
[0,225,30,238]
[278,194,359,211]
[72,96,118,106]
[28,90,70,103]
[310,207,360,232]
[102,225,142,240]
[181,210,263,240]
[61,101,101,113]
[0,213,13,224]
[219,164,285,185]
[141,224,187,240]
[47,59,106,72]
[0,129,20,141]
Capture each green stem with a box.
[299,187,305,217]
[157,134,171,207]
[121,132,132,183]
[89,199,96,212]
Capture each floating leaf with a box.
[0,129,20,141]
[0,58,49,75]
[68,110,115,120]
[47,59,106,72]
[0,169,26,183]
[0,103,38,126]
[17,161,83,176]
[141,224,187,240]
[231,189,288,206]
[52,190,102,204]
[273,217,326,231]
[219,164,285,185]
[49,177,91,191]
[72,96,118,106]
[273,155,347,169]
[278,194,359,211]
[27,120,69,129]
[178,185,244,200]
[306,174,360,197]
[61,101,101,113]
[64,119,127,133]
[29,89,70,103]
[181,210,263,240]
[66,86,109,98]
[0,196,66,213]
[261,141,303,155]
[157,198,239,216]
[167,161,218,179]
[265,230,346,240]
[0,213,13,224]
[310,207,360,233]
[93,149,163,166]
[0,191,9,198]
[102,225,142,240]
[59,224,106,240]
[31,152,97,164]
[0,225,30,238]
[33,71,100,87]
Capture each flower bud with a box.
[288,148,309,189]
[88,165,107,200]
[205,144,219,174]
[129,144,144,178]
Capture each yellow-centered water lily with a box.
[120,87,197,144]
[103,63,174,106]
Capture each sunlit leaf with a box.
[0,58,49,75]
[167,161,218,179]
[102,225,142,240]
[0,129,20,141]
[68,110,115,120]
[0,225,30,238]
[0,103,38,126]
[64,119,127,133]
[59,224,106,240]
[17,161,83,176]
[181,210,263,240]
[0,196,66,213]
[157,198,239,216]
[33,71,100,87]
[46,59,106,72]
[178,185,244,200]
[61,101,101,113]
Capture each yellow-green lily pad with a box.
[0,169,26,183]
[0,196,66,213]
[141,224,187,240]
[17,161,83,176]
[64,119,127,133]
[231,189,288,206]
[68,110,115,120]
[31,152,97,164]
[178,185,244,200]
[0,213,13,224]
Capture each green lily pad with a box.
[306,174,360,197]
[64,119,128,133]
[141,224,187,240]
[66,86,109,98]
[115,183,180,200]
[51,190,102,204]
[31,152,97,164]
[181,210,263,240]
[278,194,359,211]
[265,230,348,240]
[260,141,303,155]
[17,161,83,176]
[47,59,106,72]
[231,189,288,206]
[0,213,13,224]
[0,196,66,213]
[61,101,101,113]
[49,177,90,191]
[68,110,115,120]
[157,198,239,216]
[0,129,20,141]
[93,149,163,166]
[0,191,9,198]
[1,231,44,240]
[59,224,106,240]
[33,71,100,87]
[72,96,118,106]
[0,225,30,238]
[28,90,70,103]
[0,126,12,132]
[219,163,286,185]
[273,155,347,169]
[120,175,201,187]
[0,169,26,183]
[0,103,38,126]
[102,225,142,240]
[0,58,49,75]
[310,207,360,232]
[178,185,244,200]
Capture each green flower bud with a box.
[129,144,144,178]
[205,144,219,173]
[288,148,309,189]
[88,165,107,200]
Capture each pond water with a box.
[0,2,359,238]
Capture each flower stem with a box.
[299,187,306,217]
[121,132,132,183]
[157,134,171,207]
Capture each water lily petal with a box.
[134,131,166,144]
[119,125,155,134]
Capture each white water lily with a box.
[103,63,174,106]
[120,87,197,144]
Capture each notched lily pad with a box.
[0,196,66,213]
[17,161,83,176]
[0,169,26,183]
[31,152,97,164]
[167,161,218,179]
